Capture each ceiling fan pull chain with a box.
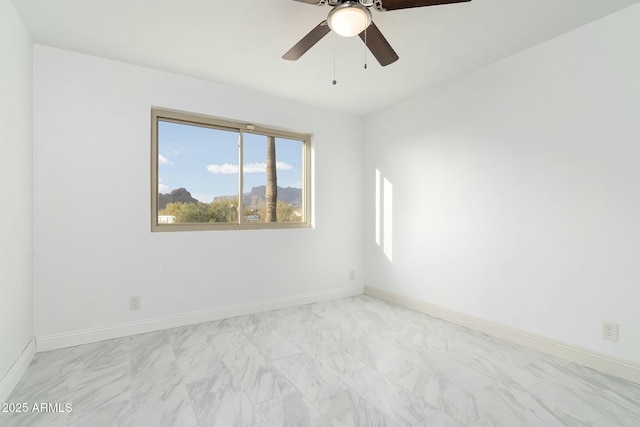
[364,28,368,69]
[332,31,337,85]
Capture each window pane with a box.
[157,120,239,224]
[275,137,304,223]
[242,134,304,223]
[152,108,310,231]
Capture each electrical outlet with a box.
[349,270,355,280]
[602,321,619,342]
[130,295,141,311]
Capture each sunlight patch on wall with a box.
[375,168,393,262]
[375,169,381,246]
[383,177,393,262]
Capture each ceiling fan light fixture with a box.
[327,2,372,38]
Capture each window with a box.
[151,108,311,231]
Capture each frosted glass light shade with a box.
[327,3,372,38]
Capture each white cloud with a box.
[159,154,173,166]
[158,177,169,193]
[207,163,239,174]
[243,163,265,174]
[276,161,293,171]
[206,161,293,174]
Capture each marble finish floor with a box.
[2,295,640,426]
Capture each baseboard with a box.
[36,285,364,352]
[365,285,640,385]
[0,338,36,404]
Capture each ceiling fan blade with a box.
[292,0,325,5]
[377,0,471,11]
[358,22,399,66]
[283,21,331,61]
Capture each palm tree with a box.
[265,136,277,222]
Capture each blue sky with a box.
[158,121,302,203]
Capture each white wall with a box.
[365,5,640,363]
[0,0,34,385]
[33,46,365,338]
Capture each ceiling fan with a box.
[283,0,472,67]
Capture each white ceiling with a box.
[12,0,640,115]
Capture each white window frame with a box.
[151,108,312,231]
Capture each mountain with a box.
[158,188,199,210]
[215,185,302,208]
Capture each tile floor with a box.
[2,295,640,426]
